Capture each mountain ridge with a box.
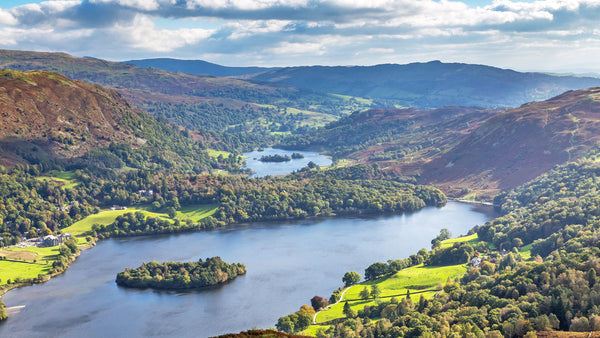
[124,58,277,77]
[0,49,373,139]
[242,60,600,108]
[419,86,600,199]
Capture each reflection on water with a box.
[0,202,498,337]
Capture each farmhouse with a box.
[43,235,60,247]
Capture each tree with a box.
[329,289,341,304]
[276,314,295,333]
[166,207,177,219]
[365,262,388,280]
[588,268,597,287]
[370,284,381,298]
[343,271,361,286]
[360,286,370,300]
[311,296,328,311]
[295,310,312,331]
[343,302,356,318]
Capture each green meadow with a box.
[63,205,219,236]
[440,233,532,260]
[0,203,218,286]
[314,264,467,324]
[0,243,85,286]
[36,170,79,189]
[207,149,235,159]
[440,233,479,248]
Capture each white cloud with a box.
[0,9,18,25]
[224,19,291,39]
[113,15,213,51]
[90,0,160,11]
[185,0,310,10]
[1,0,600,71]
[268,41,325,55]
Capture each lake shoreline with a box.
[0,202,495,336]
[0,239,97,321]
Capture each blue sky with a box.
[0,0,599,73]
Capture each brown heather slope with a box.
[0,69,209,170]
[419,87,600,200]
[0,49,370,135]
[0,69,139,162]
[282,106,501,165]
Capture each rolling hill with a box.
[0,69,211,172]
[242,61,600,108]
[419,87,600,199]
[280,106,501,164]
[0,49,374,139]
[125,58,276,77]
[281,86,600,201]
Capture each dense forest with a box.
[0,164,445,243]
[91,173,444,238]
[115,257,246,290]
[276,153,600,337]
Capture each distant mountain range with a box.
[2,50,600,200]
[0,50,372,140]
[125,57,600,109]
[283,85,600,200]
[124,58,276,77]
[243,61,600,108]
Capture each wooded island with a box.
[115,257,246,290]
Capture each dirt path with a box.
[313,286,352,324]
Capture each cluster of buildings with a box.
[138,189,154,197]
[470,248,509,267]
[13,233,73,248]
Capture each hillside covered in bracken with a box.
[280,106,501,166]
[0,69,211,172]
[420,87,600,200]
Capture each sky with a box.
[0,0,599,73]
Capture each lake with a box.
[243,147,332,177]
[0,202,498,337]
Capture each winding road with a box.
[313,286,352,324]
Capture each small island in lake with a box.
[291,152,304,159]
[115,257,246,290]
[259,154,291,162]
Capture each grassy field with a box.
[440,233,532,260]
[519,243,533,260]
[176,205,218,222]
[0,246,59,285]
[331,94,374,106]
[63,205,219,236]
[36,170,79,189]
[440,233,479,248]
[315,264,467,323]
[62,207,165,236]
[0,237,90,286]
[330,159,357,168]
[207,149,234,159]
[301,325,330,337]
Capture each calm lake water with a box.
[243,147,332,177]
[0,202,498,337]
